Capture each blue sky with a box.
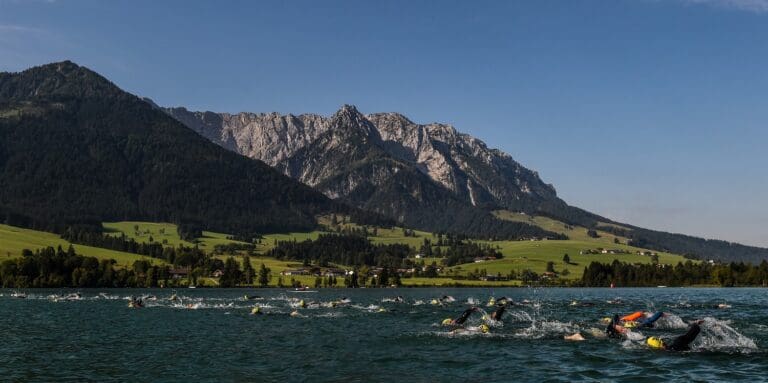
[1,0,766,246]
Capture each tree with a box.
[258,263,271,287]
[562,253,571,264]
[587,230,599,238]
[546,261,555,273]
[651,254,659,264]
[219,257,242,287]
[242,255,255,285]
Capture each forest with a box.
[582,260,768,287]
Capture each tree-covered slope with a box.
[0,61,362,236]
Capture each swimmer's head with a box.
[480,324,490,334]
[646,337,665,349]
[442,318,453,326]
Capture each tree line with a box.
[0,245,170,288]
[582,260,768,287]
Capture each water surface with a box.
[1,288,766,382]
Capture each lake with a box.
[1,288,766,382]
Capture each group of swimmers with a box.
[601,311,702,351]
[441,299,704,351]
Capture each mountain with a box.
[165,105,559,240]
[0,61,384,237]
[165,105,768,263]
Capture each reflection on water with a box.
[1,288,766,382]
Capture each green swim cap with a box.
[480,324,490,334]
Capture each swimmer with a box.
[564,333,586,341]
[605,314,627,338]
[488,302,507,321]
[618,311,665,329]
[128,296,144,308]
[451,324,491,335]
[646,320,703,351]
[250,306,262,315]
[442,307,481,326]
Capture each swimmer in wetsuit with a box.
[647,321,703,351]
[442,307,481,326]
[489,302,507,321]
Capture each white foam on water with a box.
[515,320,577,339]
[656,313,688,330]
[695,317,758,353]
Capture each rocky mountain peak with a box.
[164,104,559,213]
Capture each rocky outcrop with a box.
[164,104,559,213]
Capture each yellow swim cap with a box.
[488,298,495,306]
[647,337,664,349]
[442,318,453,326]
[624,321,637,329]
[480,324,490,334]
[431,299,439,305]
[251,307,260,314]
[299,299,306,307]
[600,317,612,324]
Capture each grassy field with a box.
[102,219,691,282]
[492,210,629,244]
[1,217,694,286]
[0,224,165,267]
[401,277,522,287]
[103,221,251,250]
[447,239,686,280]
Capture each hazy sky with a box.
[1,0,766,247]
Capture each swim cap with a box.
[647,337,664,349]
[480,324,490,334]
[442,318,453,326]
[299,299,306,307]
[600,317,612,324]
[431,299,439,305]
[251,307,260,315]
[624,321,637,329]
[488,298,496,306]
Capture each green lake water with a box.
[1,287,766,382]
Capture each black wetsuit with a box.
[666,323,701,351]
[605,314,622,338]
[454,308,479,325]
[490,305,506,321]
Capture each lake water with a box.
[1,288,766,382]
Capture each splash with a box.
[695,317,758,353]
[655,313,688,330]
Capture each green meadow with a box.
[1,215,693,286]
[0,224,165,267]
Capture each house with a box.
[211,269,223,278]
[281,268,311,276]
[542,271,557,279]
[169,267,190,279]
[324,268,346,277]
[474,256,495,263]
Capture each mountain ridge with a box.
[165,102,768,263]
